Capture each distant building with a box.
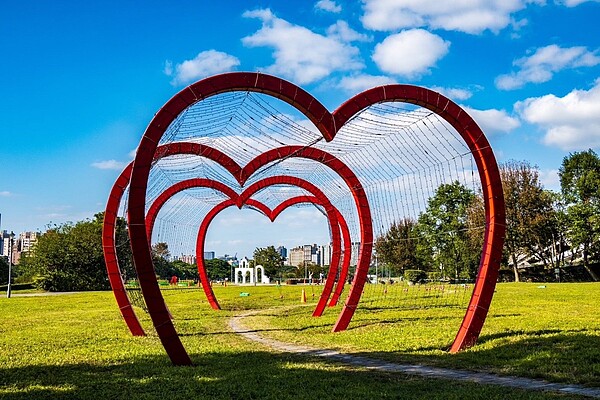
[203,251,215,260]
[219,254,239,267]
[180,254,197,264]
[319,244,332,267]
[276,246,287,259]
[350,242,361,266]
[289,246,304,267]
[12,231,38,264]
[289,244,319,267]
[0,230,11,257]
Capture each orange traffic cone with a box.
[301,289,307,303]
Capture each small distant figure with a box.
[319,272,324,284]
[170,275,178,285]
[309,272,313,284]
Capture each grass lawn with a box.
[0,283,597,399]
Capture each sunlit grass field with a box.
[0,283,598,399]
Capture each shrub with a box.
[404,269,427,284]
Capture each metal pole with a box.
[375,254,378,284]
[7,232,14,298]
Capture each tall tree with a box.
[152,242,170,260]
[559,149,600,281]
[253,246,284,279]
[19,214,109,291]
[417,181,478,280]
[204,258,231,281]
[526,191,567,271]
[375,218,422,276]
[501,161,556,281]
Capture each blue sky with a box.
[1,0,599,258]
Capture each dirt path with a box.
[229,310,600,399]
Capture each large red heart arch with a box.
[124,72,505,366]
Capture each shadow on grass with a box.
[0,351,579,400]
[353,331,600,388]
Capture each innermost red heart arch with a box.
[126,72,506,366]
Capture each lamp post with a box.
[7,231,15,298]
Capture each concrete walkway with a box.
[229,310,600,399]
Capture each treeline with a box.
[7,213,232,291]
[376,149,600,282]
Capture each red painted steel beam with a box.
[269,195,350,315]
[194,193,348,313]
[238,146,373,332]
[102,162,145,336]
[332,84,505,350]
[103,142,248,338]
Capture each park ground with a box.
[0,282,599,399]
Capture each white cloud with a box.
[327,21,371,42]
[163,60,173,76]
[337,74,396,94]
[372,29,450,78]
[496,44,600,90]
[0,191,12,197]
[242,8,363,84]
[463,106,521,135]
[166,50,240,86]
[361,0,544,34]
[556,0,600,6]
[91,160,128,170]
[315,0,342,13]
[539,169,560,190]
[431,86,474,101]
[515,80,600,150]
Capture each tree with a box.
[500,161,556,282]
[559,149,600,281]
[204,258,231,281]
[171,260,199,281]
[417,181,478,280]
[375,218,422,276]
[0,256,9,285]
[525,191,568,271]
[152,242,170,260]
[253,246,284,278]
[19,214,109,291]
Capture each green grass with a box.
[246,282,600,386]
[0,283,597,399]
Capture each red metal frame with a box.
[102,162,145,336]
[144,178,347,314]
[270,196,352,310]
[332,85,505,351]
[193,194,350,314]
[125,72,504,365]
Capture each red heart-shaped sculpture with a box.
[124,72,505,366]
